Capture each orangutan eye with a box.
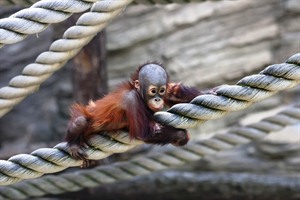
[148,86,157,96]
[159,86,166,95]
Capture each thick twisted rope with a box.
[0,132,143,186]
[0,0,222,7]
[0,0,38,7]
[0,55,299,186]
[0,0,133,118]
[0,0,222,48]
[155,53,300,129]
[0,0,223,48]
[0,104,299,199]
[0,0,99,47]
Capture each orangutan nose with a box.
[154,98,161,102]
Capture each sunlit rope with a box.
[154,53,300,128]
[0,103,298,199]
[0,0,98,47]
[0,55,299,186]
[0,132,143,186]
[0,0,299,193]
[0,0,223,7]
[0,0,38,6]
[0,0,133,117]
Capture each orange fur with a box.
[69,83,132,139]
[70,104,91,120]
[87,87,128,132]
[66,63,202,154]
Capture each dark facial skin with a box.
[134,64,168,112]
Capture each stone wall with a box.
[0,0,299,157]
[106,0,299,87]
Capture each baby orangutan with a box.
[66,62,215,166]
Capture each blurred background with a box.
[0,0,299,199]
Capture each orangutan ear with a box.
[134,80,140,89]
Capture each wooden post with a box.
[72,31,108,104]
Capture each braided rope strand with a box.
[0,132,143,186]
[0,0,38,7]
[154,53,300,129]
[0,0,133,118]
[0,54,299,186]
[0,104,298,199]
[0,0,222,7]
[0,0,99,47]
[0,0,222,47]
